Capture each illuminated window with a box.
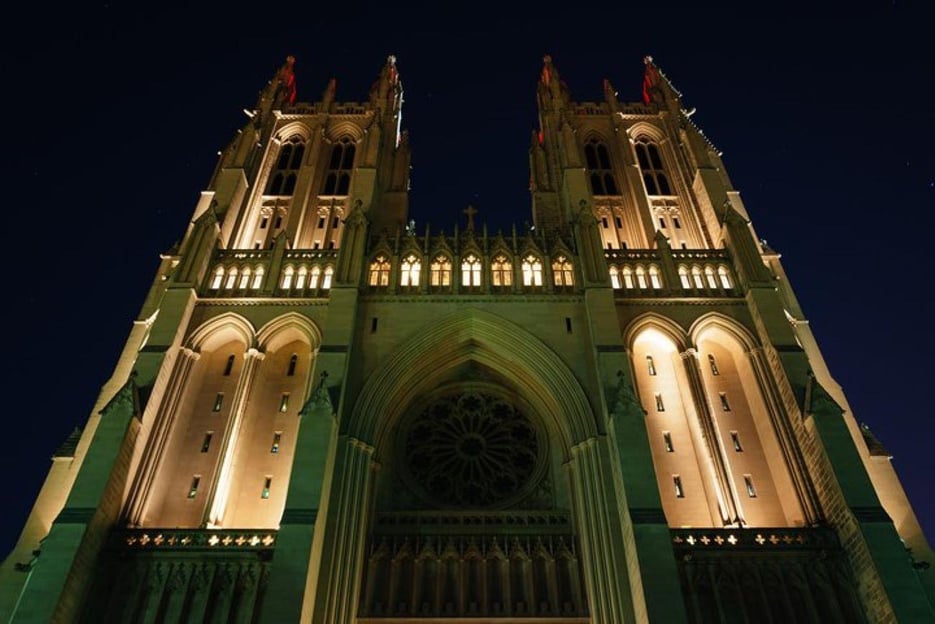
[321,137,355,195]
[718,265,732,289]
[634,137,672,196]
[225,267,238,290]
[201,433,213,453]
[309,266,321,289]
[649,265,662,289]
[731,431,743,452]
[210,266,224,290]
[705,266,718,289]
[521,255,543,287]
[188,476,201,499]
[212,393,224,412]
[609,265,621,289]
[663,431,673,452]
[654,393,665,412]
[708,354,720,376]
[251,266,264,289]
[281,266,295,289]
[279,394,290,413]
[553,256,574,288]
[647,355,657,376]
[491,255,512,287]
[399,254,421,288]
[673,475,684,498]
[223,355,235,376]
[622,266,635,289]
[271,432,282,454]
[322,266,334,290]
[584,138,619,195]
[691,265,704,289]
[430,256,452,287]
[719,393,731,412]
[261,477,272,499]
[678,265,690,289]
[635,265,648,289]
[744,475,757,498]
[461,254,482,288]
[266,136,304,196]
[287,354,297,376]
[369,255,391,287]
[294,266,307,290]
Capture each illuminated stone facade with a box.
[1,55,934,623]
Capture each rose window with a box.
[401,391,544,509]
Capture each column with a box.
[205,348,265,527]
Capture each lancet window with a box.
[634,137,672,196]
[399,254,421,288]
[321,137,355,196]
[521,255,543,287]
[491,255,512,288]
[553,256,574,288]
[266,135,305,196]
[462,254,482,288]
[369,255,391,288]
[584,138,619,195]
[430,255,452,288]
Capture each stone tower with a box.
[1,54,933,623]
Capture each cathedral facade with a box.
[1,55,933,623]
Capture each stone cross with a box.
[463,204,477,231]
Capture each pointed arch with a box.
[186,312,256,352]
[624,313,689,353]
[273,121,313,143]
[349,308,597,457]
[688,313,758,353]
[256,312,323,353]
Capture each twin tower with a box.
[1,55,933,623]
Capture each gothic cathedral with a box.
[1,55,933,623]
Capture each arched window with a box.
[369,255,391,287]
[678,265,690,289]
[287,354,297,377]
[491,255,512,287]
[704,265,717,289]
[649,265,662,289]
[521,255,543,287]
[430,256,452,287]
[690,265,704,289]
[461,254,482,288]
[718,265,732,289]
[553,256,574,288]
[634,137,672,196]
[584,138,619,195]
[400,254,421,287]
[321,137,355,196]
[238,267,251,290]
[251,266,264,290]
[635,265,648,289]
[622,266,635,289]
[295,266,308,290]
[266,135,305,195]
[322,266,334,290]
[309,265,321,289]
[225,267,238,290]
[609,265,621,289]
[210,266,224,290]
[281,266,294,289]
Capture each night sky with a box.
[1,3,933,559]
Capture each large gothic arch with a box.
[349,307,598,458]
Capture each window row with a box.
[671,474,757,499]
[609,264,663,290]
[197,431,283,454]
[369,253,575,289]
[678,264,733,290]
[280,264,334,291]
[187,475,275,500]
[209,265,266,291]
[584,136,673,197]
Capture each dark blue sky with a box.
[1,2,933,558]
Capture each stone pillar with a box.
[11,380,141,623]
[205,347,265,526]
[258,375,337,623]
[806,379,935,622]
[680,348,739,526]
[310,436,376,624]
[568,437,636,624]
[126,347,200,526]
[606,370,689,623]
